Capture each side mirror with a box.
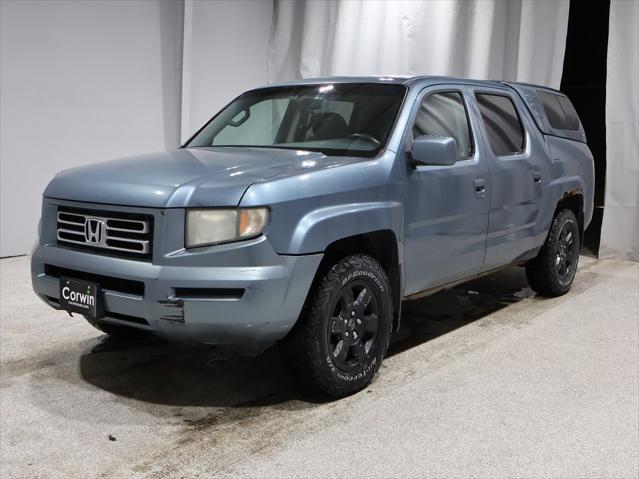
[409,135,457,167]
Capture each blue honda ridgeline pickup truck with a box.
[32,77,594,397]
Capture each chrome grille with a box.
[56,208,152,257]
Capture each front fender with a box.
[239,151,406,255]
[285,202,403,255]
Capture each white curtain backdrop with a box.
[599,0,639,261]
[268,0,569,88]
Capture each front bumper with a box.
[31,199,322,345]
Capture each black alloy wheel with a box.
[327,282,380,371]
[526,208,581,297]
[556,221,578,283]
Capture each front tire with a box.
[526,209,580,297]
[280,254,393,398]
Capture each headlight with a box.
[186,207,269,248]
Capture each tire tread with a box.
[526,209,580,297]
[281,254,392,398]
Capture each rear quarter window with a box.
[537,90,580,131]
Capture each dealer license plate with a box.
[59,277,104,318]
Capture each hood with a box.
[43,147,332,208]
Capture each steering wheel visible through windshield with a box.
[185,83,407,157]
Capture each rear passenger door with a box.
[470,88,546,271]
[403,87,490,295]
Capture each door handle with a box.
[473,178,486,199]
[532,171,542,183]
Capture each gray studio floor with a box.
[1,255,637,478]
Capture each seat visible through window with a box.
[310,112,348,141]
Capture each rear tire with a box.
[280,254,393,398]
[85,317,150,339]
[526,209,580,297]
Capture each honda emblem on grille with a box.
[85,218,105,245]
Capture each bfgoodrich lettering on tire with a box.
[280,254,393,398]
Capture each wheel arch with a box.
[307,230,403,333]
[554,191,585,247]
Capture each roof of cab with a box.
[264,75,562,93]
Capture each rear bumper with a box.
[31,237,322,345]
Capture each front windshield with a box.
[186,83,406,157]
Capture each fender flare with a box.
[284,201,403,255]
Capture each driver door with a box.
[403,86,490,295]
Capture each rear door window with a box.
[475,93,525,156]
